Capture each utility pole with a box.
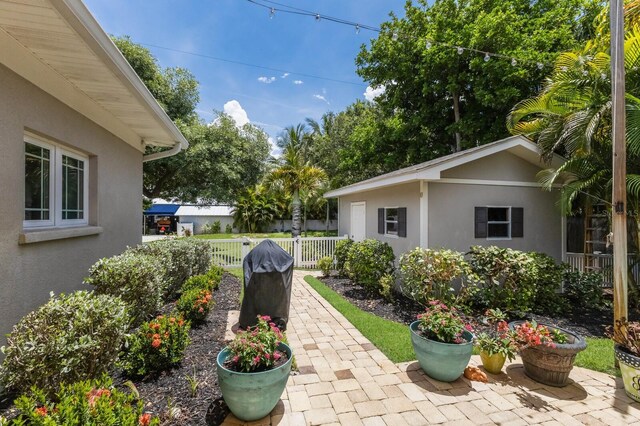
[611,0,628,334]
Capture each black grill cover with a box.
[239,239,294,329]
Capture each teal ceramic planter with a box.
[410,320,473,382]
[216,342,292,421]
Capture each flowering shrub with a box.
[399,248,470,306]
[417,300,473,344]
[511,320,567,351]
[122,315,190,377]
[345,239,395,293]
[176,288,214,323]
[11,375,158,425]
[0,291,128,396]
[85,251,163,325]
[475,309,516,360]
[225,316,287,373]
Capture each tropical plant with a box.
[317,256,333,277]
[231,185,280,233]
[225,315,287,373]
[266,131,327,237]
[610,318,640,356]
[475,309,516,361]
[511,320,567,351]
[417,300,473,344]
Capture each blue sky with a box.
[84,0,407,148]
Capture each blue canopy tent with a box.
[144,204,180,234]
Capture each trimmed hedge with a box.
[0,291,128,395]
[345,239,395,292]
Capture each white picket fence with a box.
[565,252,640,288]
[208,236,348,269]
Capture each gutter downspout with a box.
[143,141,184,163]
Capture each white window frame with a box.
[24,134,89,229]
[486,206,511,240]
[384,206,399,237]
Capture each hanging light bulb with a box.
[426,40,432,50]
[484,53,490,62]
[269,8,275,19]
[392,32,398,41]
[511,58,517,66]
[537,62,544,70]
[315,14,321,22]
[355,24,360,34]
[457,46,464,55]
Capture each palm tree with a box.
[266,138,327,237]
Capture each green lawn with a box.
[304,276,414,363]
[195,231,338,240]
[304,275,620,377]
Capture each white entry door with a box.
[350,202,366,241]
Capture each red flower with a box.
[139,413,152,426]
[34,406,48,417]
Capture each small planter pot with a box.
[409,321,473,382]
[216,342,292,421]
[509,321,586,387]
[480,351,507,374]
[615,344,640,402]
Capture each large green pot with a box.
[216,342,292,421]
[615,344,640,402]
[410,321,473,382]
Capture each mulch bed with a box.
[319,275,616,338]
[0,272,241,425]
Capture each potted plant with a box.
[475,309,516,374]
[216,315,292,421]
[409,300,474,382]
[610,319,640,402]
[509,320,586,387]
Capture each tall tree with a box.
[113,37,270,202]
[356,0,600,158]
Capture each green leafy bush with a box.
[379,273,395,301]
[225,224,233,234]
[212,220,222,234]
[85,251,163,325]
[317,256,333,277]
[122,315,190,377]
[564,269,608,311]
[333,239,354,276]
[0,291,128,395]
[133,239,213,299]
[345,239,395,292]
[467,246,564,313]
[175,288,214,324]
[181,265,224,293]
[12,375,158,425]
[399,248,470,306]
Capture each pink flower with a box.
[253,355,261,364]
[464,323,473,332]
[265,353,271,360]
[260,315,271,321]
[273,351,282,360]
[233,355,240,363]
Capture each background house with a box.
[325,136,566,260]
[0,0,187,342]
[176,205,235,234]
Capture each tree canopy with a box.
[356,0,601,158]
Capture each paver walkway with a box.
[223,271,640,425]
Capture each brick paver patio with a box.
[222,271,640,425]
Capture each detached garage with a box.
[324,136,566,260]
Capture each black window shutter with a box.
[398,207,407,238]
[475,207,487,238]
[512,207,524,238]
[378,208,384,234]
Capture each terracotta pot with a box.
[480,351,506,374]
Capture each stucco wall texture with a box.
[0,64,143,343]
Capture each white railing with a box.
[208,235,348,269]
[565,252,640,288]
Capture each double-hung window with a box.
[377,207,407,238]
[24,135,88,229]
[474,206,523,239]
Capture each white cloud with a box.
[313,94,330,105]
[258,76,276,84]
[293,80,304,85]
[223,100,250,127]
[281,73,290,79]
[268,137,282,158]
[364,85,386,102]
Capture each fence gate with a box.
[209,235,348,269]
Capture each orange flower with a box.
[178,319,185,327]
[152,339,161,348]
[34,406,48,416]
[139,413,152,426]
[86,388,111,408]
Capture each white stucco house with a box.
[324,136,566,260]
[0,0,187,341]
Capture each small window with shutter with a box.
[378,207,407,238]
[475,206,523,239]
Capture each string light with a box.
[247,0,553,71]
